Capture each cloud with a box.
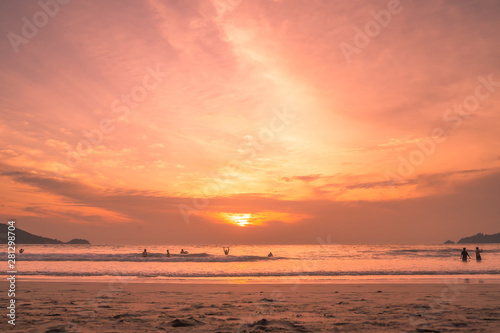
[281,174,322,183]
[344,168,492,190]
[2,168,499,244]
[1,0,500,244]
[149,143,165,149]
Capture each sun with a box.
[216,211,304,227]
[227,213,252,227]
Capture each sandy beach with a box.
[1,281,499,332]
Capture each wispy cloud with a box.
[1,0,500,243]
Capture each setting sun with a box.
[227,214,252,227]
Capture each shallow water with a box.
[3,244,499,283]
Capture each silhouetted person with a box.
[268,252,273,258]
[461,248,470,262]
[223,247,230,255]
[19,248,24,254]
[475,247,482,261]
[180,249,188,254]
[142,249,148,257]
[166,249,170,257]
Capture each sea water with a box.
[3,244,500,283]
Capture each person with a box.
[142,249,148,257]
[475,247,482,261]
[268,252,273,258]
[166,249,170,257]
[180,249,188,254]
[223,247,230,255]
[19,248,24,254]
[461,248,471,262]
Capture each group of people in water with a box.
[461,247,483,262]
[222,247,272,257]
[142,248,188,257]
[141,247,484,260]
[141,247,274,258]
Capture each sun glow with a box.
[227,213,252,227]
[214,211,308,227]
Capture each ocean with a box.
[4,244,500,283]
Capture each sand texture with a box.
[1,281,499,332]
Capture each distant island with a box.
[65,238,91,245]
[457,233,500,244]
[0,224,90,245]
[444,232,500,244]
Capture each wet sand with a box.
[1,281,499,332]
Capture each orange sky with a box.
[1,0,500,244]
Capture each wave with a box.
[5,270,500,278]
[376,248,500,258]
[4,245,499,262]
[9,252,285,263]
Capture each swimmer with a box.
[142,249,148,257]
[461,248,471,262]
[223,247,230,255]
[475,247,483,261]
[166,249,170,257]
[19,248,24,254]
[268,252,273,258]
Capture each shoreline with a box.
[1,281,499,331]
[5,274,500,285]
[6,279,500,285]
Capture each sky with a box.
[1,0,499,245]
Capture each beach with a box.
[3,244,500,331]
[3,0,500,332]
[1,281,499,332]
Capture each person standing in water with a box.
[475,247,483,261]
[223,247,230,255]
[461,248,471,262]
[166,249,170,257]
[142,249,148,257]
[268,252,273,258]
